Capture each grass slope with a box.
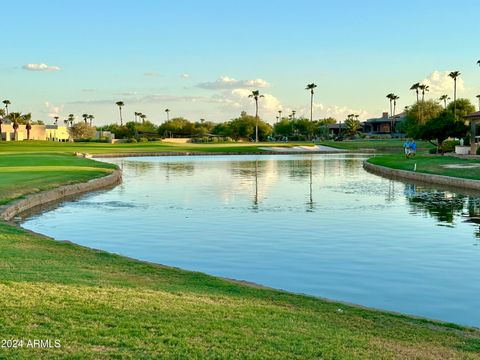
[0,154,116,205]
[319,140,434,152]
[368,154,480,180]
[0,223,479,359]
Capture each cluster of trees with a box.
[401,98,475,150]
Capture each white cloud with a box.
[44,102,64,119]
[421,70,465,95]
[23,63,61,72]
[181,73,190,79]
[144,72,160,77]
[82,88,95,92]
[198,75,270,90]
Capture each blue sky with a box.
[1,0,479,125]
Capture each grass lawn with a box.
[1,142,480,358]
[320,139,434,152]
[0,153,117,205]
[368,154,480,180]
[0,222,479,359]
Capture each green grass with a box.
[368,154,480,180]
[0,222,479,359]
[1,141,480,358]
[320,139,435,152]
[0,153,116,205]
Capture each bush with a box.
[138,137,149,143]
[127,138,137,143]
[441,140,460,153]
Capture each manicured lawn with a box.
[0,222,479,359]
[368,154,480,180]
[0,153,116,205]
[320,139,434,152]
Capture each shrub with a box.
[441,140,460,153]
[138,137,149,143]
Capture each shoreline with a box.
[363,161,480,191]
[2,153,479,332]
[91,150,350,158]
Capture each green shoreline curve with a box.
[0,149,479,358]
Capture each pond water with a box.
[22,154,480,327]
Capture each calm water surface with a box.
[22,154,480,327]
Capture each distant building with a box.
[362,112,406,136]
[0,118,70,141]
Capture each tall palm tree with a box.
[54,116,59,125]
[477,60,480,67]
[2,100,11,116]
[140,114,147,124]
[26,121,32,140]
[410,83,420,102]
[439,95,450,109]
[248,90,264,142]
[305,83,317,122]
[386,93,395,117]
[476,95,480,111]
[278,110,282,121]
[88,114,94,126]
[419,84,429,101]
[291,110,296,119]
[115,101,124,126]
[68,114,75,127]
[9,112,19,140]
[165,109,170,121]
[82,113,89,124]
[134,112,140,123]
[449,71,461,118]
[392,95,399,134]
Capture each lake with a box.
[22,154,480,327]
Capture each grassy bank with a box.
[1,143,480,358]
[319,139,434,152]
[0,153,116,205]
[367,154,480,180]
[1,222,479,359]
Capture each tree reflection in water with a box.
[405,183,480,238]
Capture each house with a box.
[0,118,70,141]
[362,112,406,136]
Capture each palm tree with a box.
[439,95,450,109]
[9,112,19,140]
[2,100,11,116]
[386,93,395,118]
[476,95,480,111]
[477,60,480,67]
[392,95,399,134]
[410,83,420,102]
[305,83,317,122]
[68,114,75,127]
[291,110,296,119]
[115,101,124,125]
[134,112,140,123]
[82,113,89,124]
[248,90,264,142]
[449,71,461,118]
[88,114,94,126]
[278,110,282,121]
[165,109,170,121]
[419,84,429,101]
[26,121,32,140]
[140,114,146,124]
[54,116,59,125]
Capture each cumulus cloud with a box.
[421,70,465,95]
[181,73,190,79]
[144,72,160,77]
[23,63,61,72]
[197,75,270,90]
[44,102,64,118]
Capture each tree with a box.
[419,84,429,101]
[392,94,399,134]
[386,93,395,118]
[140,114,146,124]
[165,109,170,121]
[115,101,124,126]
[70,122,97,139]
[439,95,450,109]
[248,90,264,142]
[2,100,11,115]
[305,83,317,122]
[82,114,89,124]
[344,116,361,136]
[410,83,420,102]
[476,95,480,111]
[54,116,59,125]
[416,111,468,152]
[26,121,32,140]
[88,114,94,126]
[449,71,461,118]
[68,114,75,127]
[403,100,443,138]
[446,98,475,119]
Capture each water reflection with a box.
[22,154,480,327]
